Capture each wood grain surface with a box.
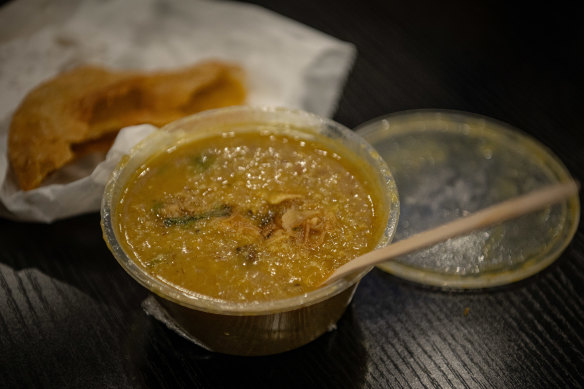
[1,0,583,388]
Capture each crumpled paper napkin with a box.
[0,0,355,222]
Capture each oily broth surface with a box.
[117,130,385,302]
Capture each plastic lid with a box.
[356,109,580,289]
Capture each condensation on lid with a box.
[356,109,580,289]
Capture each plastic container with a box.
[356,109,579,289]
[101,106,400,355]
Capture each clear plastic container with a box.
[357,109,579,289]
[101,106,400,355]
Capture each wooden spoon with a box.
[322,180,579,285]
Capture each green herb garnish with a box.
[151,200,164,216]
[191,152,216,172]
[163,204,233,227]
[146,253,168,268]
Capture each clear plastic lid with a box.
[356,109,580,289]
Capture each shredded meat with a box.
[266,192,303,204]
[264,229,292,246]
[280,207,336,245]
[157,190,337,247]
[218,212,262,239]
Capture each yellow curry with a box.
[116,129,387,302]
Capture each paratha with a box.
[8,61,246,190]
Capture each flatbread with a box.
[8,61,246,190]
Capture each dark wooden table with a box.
[2,1,583,387]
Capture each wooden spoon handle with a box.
[323,180,579,285]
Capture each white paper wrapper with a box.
[0,0,355,222]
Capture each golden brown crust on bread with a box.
[8,61,246,190]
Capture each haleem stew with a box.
[116,128,388,302]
